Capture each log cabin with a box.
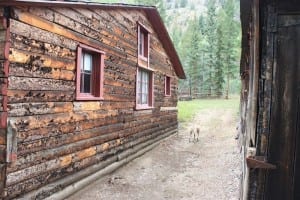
[0,0,186,199]
[240,0,300,199]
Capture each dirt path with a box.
[67,108,241,200]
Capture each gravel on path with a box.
[67,108,241,200]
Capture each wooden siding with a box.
[3,6,179,199]
[0,7,9,197]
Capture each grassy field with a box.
[178,96,240,122]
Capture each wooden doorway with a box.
[265,14,300,200]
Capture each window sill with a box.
[138,55,148,62]
[164,94,171,97]
[135,105,154,110]
[76,96,104,101]
[138,64,155,72]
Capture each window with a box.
[76,44,105,100]
[136,68,153,109]
[165,76,171,96]
[138,24,149,60]
[136,23,153,109]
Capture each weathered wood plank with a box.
[11,129,122,171]
[8,76,75,91]
[10,19,77,50]
[15,116,120,144]
[9,62,74,81]
[11,33,76,60]
[10,109,118,132]
[53,7,136,47]
[8,102,73,117]
[8,90,75,103]
[9,49,75,71]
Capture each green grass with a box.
[178,96,240,122]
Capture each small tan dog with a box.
[189,127,200,143]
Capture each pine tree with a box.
[222,0,239,99]
[188,18,201,96]
[215,8,225,97]
[205,0,218,97]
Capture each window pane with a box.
[81,53,84,71]
[80,73,84,93]
[84,53,93,72]
[139,32,144,56]
[137,68,151,106]
[166,76,171,95]
[80,52,93,94]
[143,70,148,83]
[142,94,148,104]
[138,93,142,104]
[84,73,91,93]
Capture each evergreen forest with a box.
[96,0,241,98]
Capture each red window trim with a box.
[76,44,105,101]
[137,22,150,67]
[165,76,171,97]
[135,67,154,110]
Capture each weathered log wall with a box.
[3,6,179,199]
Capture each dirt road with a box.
[68,108,241,200]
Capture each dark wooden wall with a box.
[240,0,300,199]
[0,8,9,198]
[1,6,179,199]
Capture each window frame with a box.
[136,67,154,110]
[137,22,150,63]
[76,44,105,101]
[165,76,171,96]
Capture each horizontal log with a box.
[8,102,73,117]
[6,150,118,199]
[17,122,124,157]
[77,8,136,41]
[9,62,75,81]
[7,158,60,186]
[9,109,118,132]
[103,86,135,97]
[10,19,77,50]
[8,76,75,91]
[12,33,76,60]
[52,7,136,48]
[11,112,176,170]
[49,9,137,58]
[15,115,120,144]
[11,130,122,172]
[104,76,135,90]
[9,49,75,71]
[8,90,75,103]
[17,116,166,157]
